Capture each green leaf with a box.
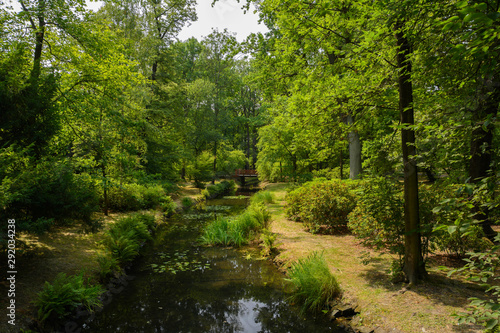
[486,319,498,330]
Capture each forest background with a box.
[1,0,500,330]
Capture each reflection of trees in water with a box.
[84,208,340,333]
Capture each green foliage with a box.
[286,251,341,314]
[101,213,156,266]
[432,189,490,257]
[106,182,173,212]
[199,203,270,246]
[260,228,280,257]
[285,179,356,233]
[34,273,103,324]
[450,234,500,330]
[347,177,404,256]
[97,253,121,280]
[181,197,195,210]
[201,180,236,200]
[250,190,275,205]
[0,151,100,234]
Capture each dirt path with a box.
[265,183,485,333]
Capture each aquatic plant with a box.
[287,251,341,314]
[151,250,211,274]
[250,190,275,205]
[199,203,271,247]
[260,229,280,257]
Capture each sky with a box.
[177,0,268,42]
[86,0,267,43]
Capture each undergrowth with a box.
[286,251,341,314]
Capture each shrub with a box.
[287,252,341,314]
[0,155,100,234]
[347,177,404,256]
[431,191,490,257]
[202,180,236,200]
[181,197,195,210]
[160,196,177,216]
[106,182,173,212]
[285,179,356,233]
[97,252,121,280]
[101,213,156,265]
[35,273,103,324]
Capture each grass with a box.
[263,182,486,333]
[199,203,271,247]
[287,251,341,314]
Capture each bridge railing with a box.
[234,169,258,177]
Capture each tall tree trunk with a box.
[102,164,109,216]
[395,23,426,284]
[468,77,499,240]
[339,148,344,180]
[347,115,362,179]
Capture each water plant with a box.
[151,250,211,274]
[34,272,103,324]
[260,228,280,257]
[286,251,341,314]
[199,203,271,247]
[250,190,274,205]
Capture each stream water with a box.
[82,197,347,333]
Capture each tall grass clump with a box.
[200,203,270,246]
[250,190,274,205]
[35,272,103,324]
[287,252,341,314]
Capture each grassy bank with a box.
[263,182,485,333]
[0,210,162,333]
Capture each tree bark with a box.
[347,115,362,179]
[468,77,499,240]
[395,23,426,284]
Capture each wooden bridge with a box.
[234,169,258,177]
[233,169,258,186]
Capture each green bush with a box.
[202,180,236,200]
[181,197,195,210]
[101,213,156,265]
[35,273,103,324]
[347,177,404,255]
[106,182,173,212]
[285,179,356,233]
[431,189,490,257]
[97,253,121,280]
[0,155,100,234]
[287,251,341,314]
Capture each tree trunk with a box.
[30,0,46,81]
[395,23,426,284]
[339,148,343,180]
[468,78,499,240]
[102,164,109,216]
[347,115,362,179]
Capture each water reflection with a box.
[83,200,345,333]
